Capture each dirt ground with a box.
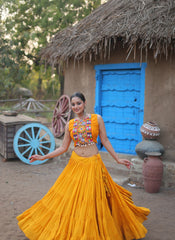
[1,155,175,240]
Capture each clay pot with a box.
[143,152,163,193]
[140,121,160,140]
[135,140,164,159]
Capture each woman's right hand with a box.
[29,155,45,163]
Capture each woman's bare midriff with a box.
[74,143,99,157]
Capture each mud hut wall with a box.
[144,56,175,162]
[64,61,96,114]
[64,48,175,162]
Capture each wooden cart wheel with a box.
[52,95,71,137]
[13,123,55,165]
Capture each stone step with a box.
[110,174,129,186]
[129,157,143,185]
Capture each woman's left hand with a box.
[29,154,44,163]
[117,159,132,169]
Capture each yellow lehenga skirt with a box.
[17,151,150,240]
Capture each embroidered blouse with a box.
[69,114,99,147]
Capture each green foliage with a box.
[29,66,61,100]
[0,0,102,100]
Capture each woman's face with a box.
[71,97,86,115]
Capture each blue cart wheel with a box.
[13,123,55,165]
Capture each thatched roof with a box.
[40,0,175,65]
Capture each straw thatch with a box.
[40,0,175,65]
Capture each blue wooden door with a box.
[94,63,146,155]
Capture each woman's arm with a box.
[97,115,132,169]
[29,122,72,163]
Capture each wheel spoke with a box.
[62,98,68,107]
[35,127,42,139]
[55,124,58,132]
[31,127,35,139]
[40,140,51,144]
[24,130,32,140]
[19,136,30,143]
[39,132,48,141]
[28,148,34,159]
[61,116,67,125]
[55,121,60,134]
[37,147,45,156]
[18,143,31,148]
[39,145,50,151]
[34,148,38,155]
[63,111,69,117]
[62,103,68,112]
[21,146,32,156]
[59,119,64,131]
[60,98,65,106]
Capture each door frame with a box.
[94,62,147,152]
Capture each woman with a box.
[17,92,150,240]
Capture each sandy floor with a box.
[1,154,175,240]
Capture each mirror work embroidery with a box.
[72,115,94,146]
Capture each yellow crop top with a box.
[69,114,99,147]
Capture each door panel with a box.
[95,63,146,155]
